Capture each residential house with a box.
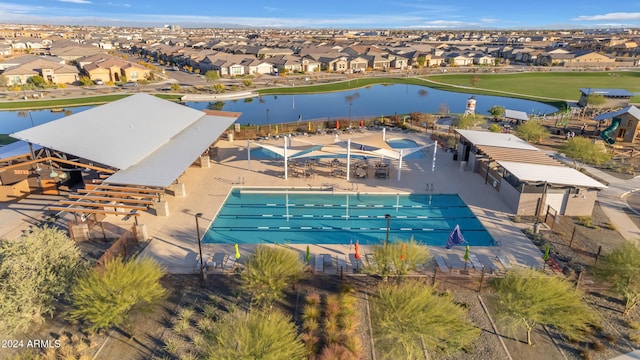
[389,53,410,69]
[269,55,302,73]
[323,56,349,72]
[348,56,369,72]
[49,45,103,62]
[366,54,390,70]
[301,57,321,73]
[0,54,62,71]
[472,53,493,65]
[445,52,474,66]
[0,44,12,57]
[79,54,150,83]
[240,58,273,75]
[257,47,294,58]
[538,49,615,67]
[564,50,615,67]
[3,57,79,85]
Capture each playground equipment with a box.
[600,118,621,144]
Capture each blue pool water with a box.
[203,189,494,246]
[250,137,426,159]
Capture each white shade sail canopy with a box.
[250,132,428,161]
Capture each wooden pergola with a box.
[49,183,165,222]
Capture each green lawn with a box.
[0,134,17,145]
[0,94,183,110]
[427,71,640,102]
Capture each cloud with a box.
[422,20,477,27]
[107,2,131,7]
[480,18,499,23]
[263,6,280,13]
[59,0,91,3]
[0,3,41,14]
[573,12,640,21]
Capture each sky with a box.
[0,1,640,29]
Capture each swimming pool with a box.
[203,189,494,247]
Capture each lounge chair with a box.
[337,255,347,273]
[349,253,363,272]
[314,254,324,274]
[434,255,450,273]
[496,255,513,270]
[476,254,500,273]
[468,254,484,271]
[194,254,207,274]
[446,254,466,270]
[223,256,236,272]
[322,254,333,267]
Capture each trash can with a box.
[533,222,540,234]
[460,161,467,170]
[452,151,459,161]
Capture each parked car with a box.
[118,82,137,87]
[94,79,104,85]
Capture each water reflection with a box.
[0,84,559,133]
[188,84,559,125]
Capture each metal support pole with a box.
[195,213,205,288]
[346,138,351,181]
[247,140,251,172]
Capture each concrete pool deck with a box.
[134,129,545,274]
[0,129,546,274]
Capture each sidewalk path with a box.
[553,153,640,242]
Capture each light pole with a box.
[195,212,205,288]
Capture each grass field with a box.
[427,71,640,102]
[0,94,182,110]
[0,134,17,145]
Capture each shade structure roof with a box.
[10,94,239,188]
[504,109,529,122]
[579,88,634,97]
[593,105,640,122]
[475,145,563,166]
[456,129,539,150]
[251,132,428,161]
[347,133,395,151]
[104,113,236,187]
[497,161,606,189]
